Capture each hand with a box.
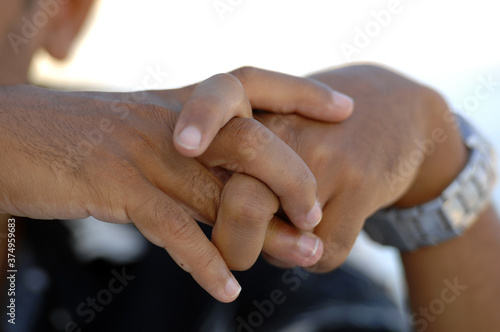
[169,67,354,157]
[0,68,352,302]
[144,67,353,231]
[254,64,467,271]
[154,67,354,270]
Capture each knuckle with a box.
[309,143,333,173]
[166,214,193,241]
[336,154,366,194]
[182,168,220,222]
[144,197,193,242]
[230,66,258,84]
[349,64,423,97]
[351,63,387,75]
[420,85,448,112]
[225,118,273,162]
[223,186,276,229]
[290,162,317,194]
[346,63,399,81]
[127,194,192,251]
[185,94,225,115]
[201,74,250,118]
[229,118,259,141]
[345,166,365,193]
[261,114,297,143]
[196,245,220,271]
[232,198,270,227]
[212,72,243,90]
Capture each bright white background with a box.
[31,0,500,311]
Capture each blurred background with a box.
[29,0,499,313]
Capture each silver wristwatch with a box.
[364,114,497,251]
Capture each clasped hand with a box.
[1,65,461,303]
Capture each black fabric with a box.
[2,219,406,332]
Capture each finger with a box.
[306,200,365,273]
[212,173,278,271]
[199,118,323,231]
[174,73,252,157]
[262,216,323,267]
[127,184,241,303]
[230,66,354,121]
[261,252,296,269]
[126,126,224,225]
[213,173,323,270]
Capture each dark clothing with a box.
[2,219,406,332]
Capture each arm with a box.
[389,84,500,331]
[403,205,500,332]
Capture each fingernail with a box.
[225,276,242,299]
[305,200,322,227]
[332,91,354,112]
[299,233,320,259]
[176,125,202,150]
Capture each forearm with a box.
[395,86,500,330]
[398,86,500,331]
[402,204,500,331]
[309,65,500,329]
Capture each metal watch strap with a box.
[364,114,497,252]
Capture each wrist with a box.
[394,92,468,208]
